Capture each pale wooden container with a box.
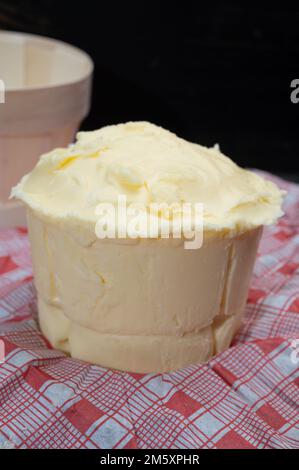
[0,31,93,227]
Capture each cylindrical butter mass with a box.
[12,122,284,372]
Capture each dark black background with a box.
[0,0,299,177]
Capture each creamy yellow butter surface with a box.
[12,121,283,231]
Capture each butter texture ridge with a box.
[12,121,284,231]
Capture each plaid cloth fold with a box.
[0,172,298,449]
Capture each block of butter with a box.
[12,122,284,373]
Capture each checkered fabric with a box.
[0,172,298,449]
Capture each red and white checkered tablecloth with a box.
[0,172,298,449]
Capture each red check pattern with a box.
[0,172,298,449]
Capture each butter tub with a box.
[12,122,284,373]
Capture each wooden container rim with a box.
[0,30,94,93]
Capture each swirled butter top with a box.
[12,121,284,231]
